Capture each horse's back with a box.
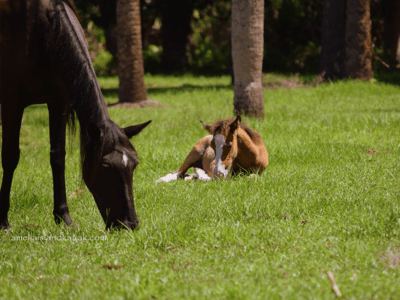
[0,0,84,107]
[1,0,52,105]
[247,127,268,170]
[251,129,268,171]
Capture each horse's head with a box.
[200,115,241,178]
[82,120,151,230]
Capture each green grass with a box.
[1,74,400,299]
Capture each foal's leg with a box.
[0,106,24,229]
[200,146,216,179]
[156,135,212,182]
[48,104,73,226]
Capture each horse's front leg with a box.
[0,105,24,229]
[48,104,73,226]
[156,135,213,183]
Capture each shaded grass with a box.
[1,74,400,299]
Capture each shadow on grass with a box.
[375,70,400,87]
[101,84,232,99]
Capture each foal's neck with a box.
[235,128,259,165]
[237,128,258,153]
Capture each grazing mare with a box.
[0,0,151,229]
[156,115,268,182]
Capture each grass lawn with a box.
[1,73,400,299]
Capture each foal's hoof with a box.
[194,168,212,181]
[155,172,180,183]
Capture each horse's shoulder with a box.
[240,125,260,140]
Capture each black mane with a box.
[46,0,110,165]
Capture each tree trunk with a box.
[318,0,347,80]
[231,0,264,118]
[117,0,147,103]
[161,0,193,73]
[344,0,373,80]
[384,0,400,66]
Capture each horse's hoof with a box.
[156,173,180,183]
[194,169,212,181]
[54,214,74,227]
[0,218,10,230]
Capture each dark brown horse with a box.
[0,0,151,229]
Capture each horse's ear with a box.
[230,115,241,132]
[200,120,212,133]
[87,122,103,143]
[124,120,152,139]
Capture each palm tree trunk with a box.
[117,0,147,103]
[231,0,264,119]
[344,0,373,80]
[319,0,347,80]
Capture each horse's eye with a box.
[101,163,110,168]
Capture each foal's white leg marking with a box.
[156,172,181,183]
[122,152,128,167]
[194,168,212,181]
[184,174,196,181]
[213,134,229,178]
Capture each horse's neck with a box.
[73,85,110,133]
[236,128,258,161]
[57,0,111,131]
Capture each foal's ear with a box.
[200,120,212,133]
[124,120,152,139]
[230,115,241,132]
[87,122,103,143]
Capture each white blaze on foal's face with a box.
[213,134,229,177]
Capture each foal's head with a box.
[200,115,241,178]
[82,120,151,230]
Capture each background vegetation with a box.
[74,0,396,76]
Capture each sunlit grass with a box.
[1,74,400,299]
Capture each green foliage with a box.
[142,45,162,74]
[92,49,116,76]
[264,0,323,73]
[73,0,395,75]
[86,21,106,47]
[1,74,400,298]
[189,2,232,74]
[73,0,102,29]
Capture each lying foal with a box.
[156,115,268,182]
